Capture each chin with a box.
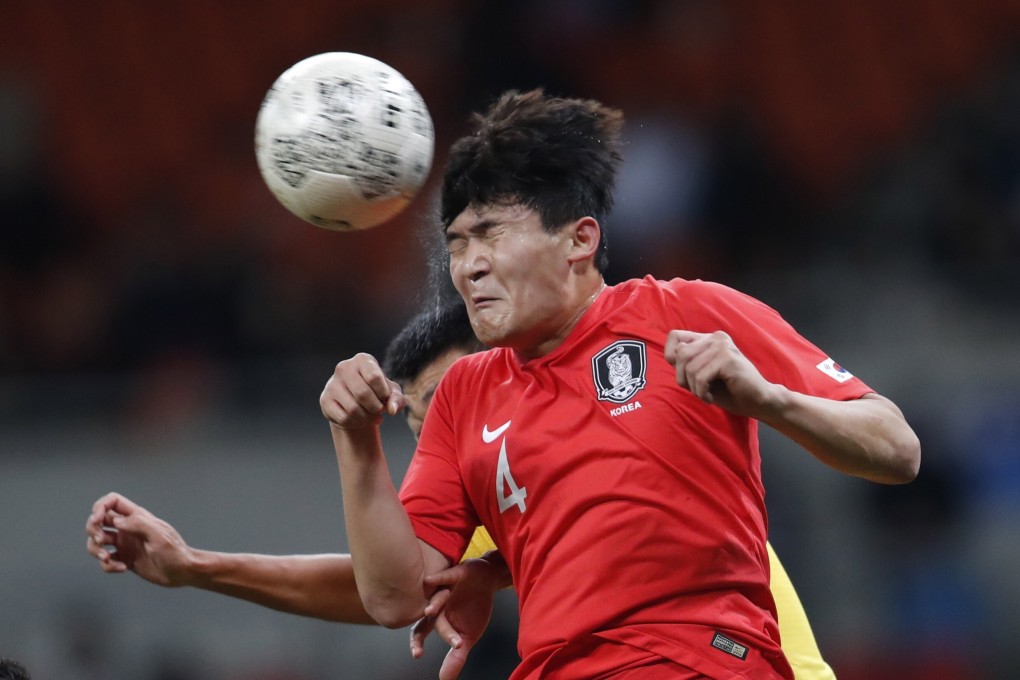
[473,326,505,347]
[471,318,511,348]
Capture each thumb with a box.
[424,563,467,588]
[386,381,405,416]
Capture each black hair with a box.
[383,297,485,385]
[0,659,30,680]
[440,89,624,273]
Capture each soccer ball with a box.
[254,52,434,231]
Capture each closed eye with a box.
[446,233,467,254]
[446,219,501,253]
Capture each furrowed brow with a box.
[446,219,497,243]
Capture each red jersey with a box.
[401,277,871,679]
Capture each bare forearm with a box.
[332,424,429,627]
[761,389,920,484]
[186,551,374,623]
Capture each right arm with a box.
[85,492,374,623]
[321,354,452,628]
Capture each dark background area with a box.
[2,1,1019,678]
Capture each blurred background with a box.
[2,0,1019,678]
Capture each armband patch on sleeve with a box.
[816,358,853,383]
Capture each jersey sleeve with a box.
[662,279,873,402]
[398,364,479,565]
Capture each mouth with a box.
[471,295,498,309]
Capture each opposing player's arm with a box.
[664,330,920,484]
[175,551,374,623]
[322,354,452,628]
[411,550,512,680]
[86,492,375,623]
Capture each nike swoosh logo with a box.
[481,420,512,443]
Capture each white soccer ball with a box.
[255,52,434,231]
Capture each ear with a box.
[565,217,601,265]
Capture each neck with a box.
[518,277,606,359]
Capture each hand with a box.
[664,329,779,419]
[409,556,505,680]
[85,492,195,587]
[320,353,404,430]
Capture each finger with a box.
[409,616,435,659]
[94,492,143,519]
[438,642,472,680]
[107,510,156,539]
[424,587,452,617]
[87,492,123,531]
[86,512,107,541]
[667,337,703,383]
[346,377,387,416]
[90,491,120,518]
[682,349,720,402]
[324,379,381,427]
[664,330,689,365]
[670,329,707,345]
[87,526,119,554]
[424,563,468,588]
[99,524,122,548]
[353,356,403,416]
[677,338,722,395]
[663,339,678,365]
[432,613,463,650]
[98,555,129,573]
[86,535,104,558]
[319,383,350,424]
[355,354,400,405]
[88,540,128,572]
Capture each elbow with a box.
[362,594,424,629]
[865,395,921,484]
[883,429,922,484]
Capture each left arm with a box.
[665,330,920,484]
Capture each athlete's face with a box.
[402,347,470,439]
[446,204,575,355]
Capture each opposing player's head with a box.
[440,89,624,274]
[383,298,485,437]
[0,658,31,680]
[440,90,624,355]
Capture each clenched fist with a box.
[663,330,781,420]
[320,353,405,430]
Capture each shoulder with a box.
[609,275,744,300]
[607,276,766,319]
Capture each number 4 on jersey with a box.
[496,439,527,514]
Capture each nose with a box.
[452,240,490,283]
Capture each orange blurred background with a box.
[2,2,1019,679]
